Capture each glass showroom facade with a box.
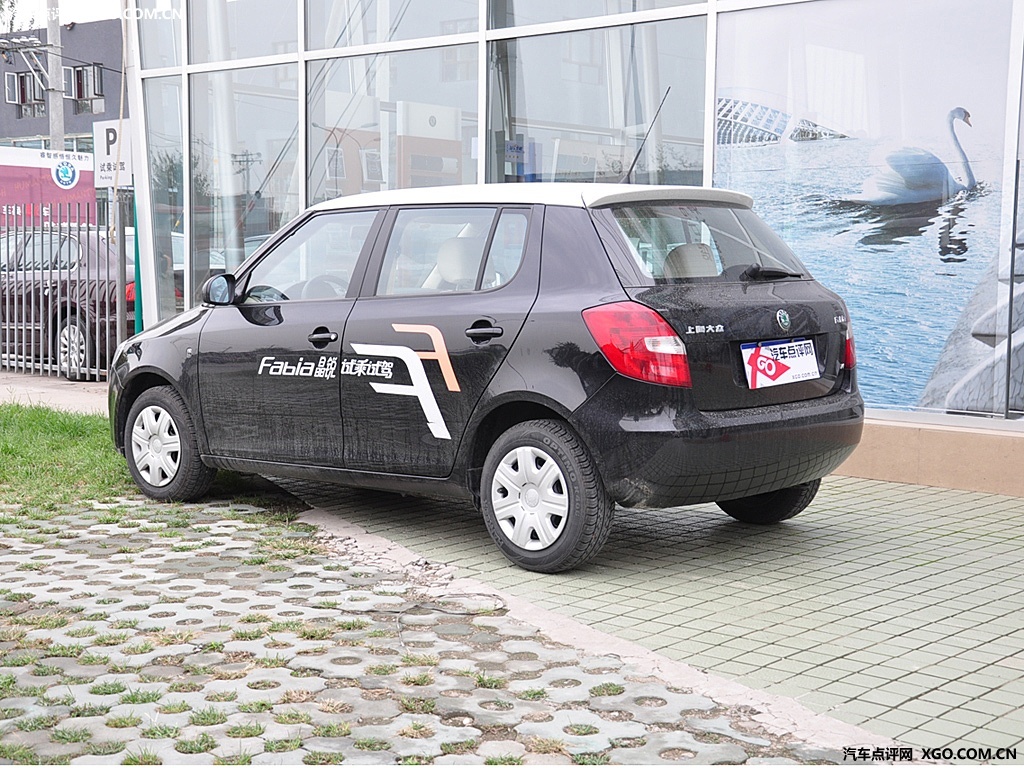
[125,0,1024,421]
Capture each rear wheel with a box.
[481,419,613,573]
[717,479,821,524]
[125,386,216,501]
[56,314,90,380]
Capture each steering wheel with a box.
[245,284,289,302]
[300,274,349,299]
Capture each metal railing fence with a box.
[0,201,133,381]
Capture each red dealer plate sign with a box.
[741,339,820,389]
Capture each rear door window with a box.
[376,207,495,296]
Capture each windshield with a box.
[606,203,808,285]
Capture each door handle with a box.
[466,322,503,342]
[308,327,338,348]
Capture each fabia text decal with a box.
[258,355,338,379]
[350,324,460,440]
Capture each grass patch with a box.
[175,733,218,754]
[588,683,624,697]
[16,713,63,731]
[564,724,599,736]
[335,619,369,631]
[517,688,547,701]
[274,709,312,725]
[106,713,143,728]
[254,655,289,668]
[0,404,134,505]
[237,700,273,713]
[571,754,610,765]
[86,740,126,756]
[303,752,346,765]
[120,688,163,705]
[397,722,434,739]
[215,753,254,765]
[226,722,265,738]
[354,738,391,752]
[188,707,228,726]
[141,724,181,739]
[312,722,351,738]
[0,743,39,762]
[70,704,110,718]
[440,739,478,755]
[401,653,439,667]
[401,672,434,686]
[168,681,203,693]
[265,738,303,753]
[399,697,435,714]
[157,701,192,714]
[50,726,92,743]
[122,749,163,765]
[474,673,507,689]
[89,680,127,696]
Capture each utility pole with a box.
[45,0,63,150]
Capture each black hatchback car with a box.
[109,184,862,573]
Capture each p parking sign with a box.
[93,119,133,188]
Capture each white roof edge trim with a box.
[307,183,754,213]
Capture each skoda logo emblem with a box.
[776,309,791,332]
[52,161,79,190]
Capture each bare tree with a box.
[0,0,35,32]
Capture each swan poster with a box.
[714,0,1015,413]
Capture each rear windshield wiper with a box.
[741,263,803,281]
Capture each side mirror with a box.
[202,273,236,305]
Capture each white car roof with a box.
[309,183,753,212]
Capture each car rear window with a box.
[605,203,809,285]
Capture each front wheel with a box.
[124,386,216,501]
[716,479,821,524]
[481,419,613,573]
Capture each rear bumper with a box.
[570,375,864,508]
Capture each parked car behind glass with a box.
[1,226,135,378]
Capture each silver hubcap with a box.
[130,405,181,487]
[491,445,569,551]
[59,323,86,371]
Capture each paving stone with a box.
[516,708,645,753]
[605,683,715,723]
[608,730,750,764]
[70,754,125,765]
[685,714,772,746]
[2,476,956,766]
[476,739,527,758]
[785,742,845,764]
[434,755,486,765]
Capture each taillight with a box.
[126,282,136,303]
[843,322,856,369]
[583,301,692,387]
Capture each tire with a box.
[124,386,216,501]
[56,314,91,380]
[481,419,613,573]
[716,478,821,524]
